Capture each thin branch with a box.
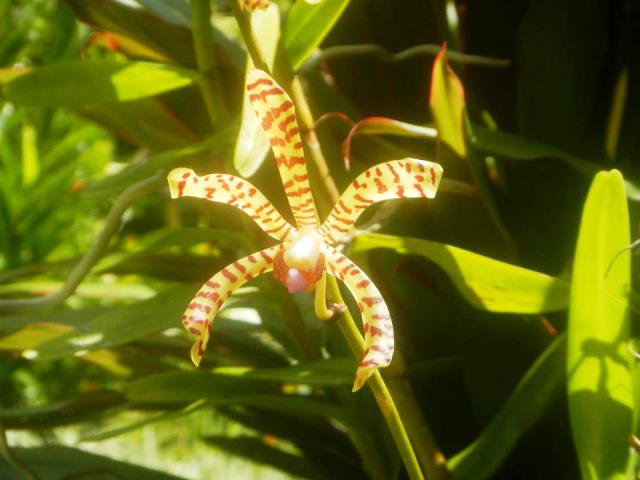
[190,0,231,131]
[300,43,512,72]
[0,425,39,480]
[0,175,163,312]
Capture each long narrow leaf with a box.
[567,169,633,479]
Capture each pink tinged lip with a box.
[285,268,308,293]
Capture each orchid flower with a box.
[167,70,443,391]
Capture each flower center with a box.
[273,228,325,293]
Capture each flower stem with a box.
[190,0,230,131]
[326,277,424,480]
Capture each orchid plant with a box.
[167,70,443,391]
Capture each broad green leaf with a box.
[567,169,633,480]
[27,286,195,361]
[0,446,187,480]
[4,61,196,107]
[448,336,565,479]
[234,4,280,177]
[351,233,569,313]
[0,391,125,429]
[204,436,321,479]
[284,0,350,70]
[429,44,466,157]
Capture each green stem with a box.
[190,0,230,131]
[326,277,423,480]
[0,175,163,311]
[227,0,270,72]
[300,43,511,73]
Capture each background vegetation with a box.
[0,0,638,479]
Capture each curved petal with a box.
[168,168,295,242]
[321,158,443,244]
[325,246,394,392]
[181,245,282,366]
[247,69,319,229]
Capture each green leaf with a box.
[27,286,195,361]
[567,169,633,479]
[0,391,125,429]
[66,0,197,66]
[284,0,350,70]
[204,436,321,479]
[84,120,237,196]
[126,370,351,420]
[210,358,356,387]
[4,60,196,107]
[448,336,566,480]
[234,4,280,177]
[0,445,188,480]
[80,400,206,442]
[78,97,201,150]
[429,44,466,157]
[351,233,569,313]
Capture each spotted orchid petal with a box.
[181,245,282,366]
[247,69,319,229]
[325,246,394,391]
[168,167,295,242]
[321,158,443,244]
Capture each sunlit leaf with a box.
[449,336,565,479]
[567,169,633,479]
[4,61,196,107]
[351,233,569,313]
[284,0,350,70]
[429,43,466,157]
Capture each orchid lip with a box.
[285,268,308,293]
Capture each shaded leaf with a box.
[28,286,195,361]
[126,372,350,420]
[4,61,196,107]
[0,391,125,430]
[84,120,237,196]
[448,336,565,480]
[204,436,321,479]
[351,233,569,313]
[567,169,633,479]
[0,445,187,480]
